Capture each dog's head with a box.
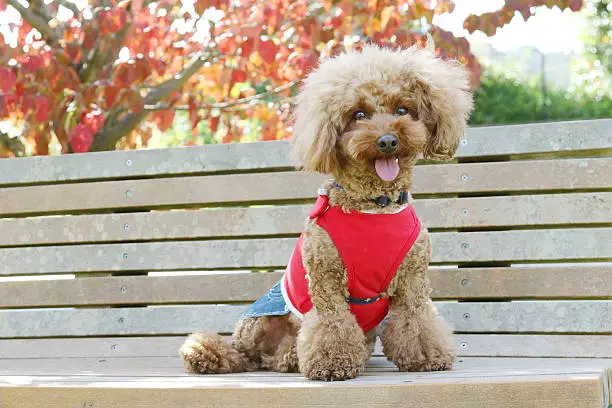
[292,44,473,187]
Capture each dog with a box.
[180,43,473,381]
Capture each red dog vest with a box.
[281,195,422,332]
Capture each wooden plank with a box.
[1,265,611,308]
[460,119,612,158]
[2,228,611,276]
[455,335,612,358]
[0,372,605,408]
[0,356,611,376]
[1,335,610,359]
[0,120,609,187]
[1,158,611,217]
[2,192,610,247]
[0,301,609,338]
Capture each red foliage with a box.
[0,0,583,156]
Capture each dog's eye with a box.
[396,107,409,116]
[396,106,419,120]
[353,111,367,121]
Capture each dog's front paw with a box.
[297,311,368,381]
[392,345,455,372]
[301,351,363,381]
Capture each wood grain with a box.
[1,192,610,247]
[0,119,609,186]
[1,158,610,216]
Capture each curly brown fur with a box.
[382,228,456,371]
[180,44,471,380]
[297,221,369,380]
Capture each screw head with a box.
[461,139,468,146]
[460,279,471,287]
[126,159,133,167]
[118,317,125,323]
[461,208,468,215]
[462,313,471,320]
[461,242,470,249]
[123,223,130,231]
[122,252,128,261]
[461,174,469,181]
[111,344,118,351]
[460,342,468,349]
[120,285,128,293]
[125,189,133,198]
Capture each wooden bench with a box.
[0,119,610,408]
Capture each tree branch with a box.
[56,0,79,16]
[146,80,299,111]
[0,132,26,157]
[90,52,216,151]
[6,0,60,48]
[80,23,130,83]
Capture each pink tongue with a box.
[374,158,400,181]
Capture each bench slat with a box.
[2,192,610,247]
[0,367,606,408]
[0,301,609,337]
[0,119,609,187]
[1,334,610,359]
[1,158,610,217]
[1,229,610,276]
[1,266,610,308]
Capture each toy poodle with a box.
[180,43,473,381]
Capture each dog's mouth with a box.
[374,157,400,182]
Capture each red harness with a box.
[281,194,422,332]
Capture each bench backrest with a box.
[0,119,610,360]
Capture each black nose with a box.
[376,134,399,154]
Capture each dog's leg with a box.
[179,329,250,374]
[381,230,456,372]
[297,223,369,381]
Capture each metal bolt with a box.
[460,279,471,287]
[120,285,128,293]
[123,223,130,231]
[126,159,133,167]
[118,317,125,323]
[461,208,468,216]
[125,189,133,198]
[111,344,118,351]
[461,174,469,181]
[461,139,468,146]
[122,252,128,261]
[461,242,470,249]
[462,313,471,320]
[460,342,468,349]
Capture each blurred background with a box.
[0,0,610,157]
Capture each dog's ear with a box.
[413,62,473,161]
[291,98,340,174]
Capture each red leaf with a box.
[20,54,45,75]
[153,110,175,131]
[209,116,220,132]
[126,90,145,113]
[65,43,82,63]
[230,69,247,84]
[34,95,51,123]
[70,124,94,153]
[98,7,127,35]
[568,0,582,11]
[258,39,277,64]
[0,94,9,118]
[35,130,49,155]
[217,34,238,54]
[0,67,17,92]
[195,0,211,14]
[241,37,256,58]
[0,0,6,12]
[188,97,199,130]
[81,110,105,133]
[104,85,119,108]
